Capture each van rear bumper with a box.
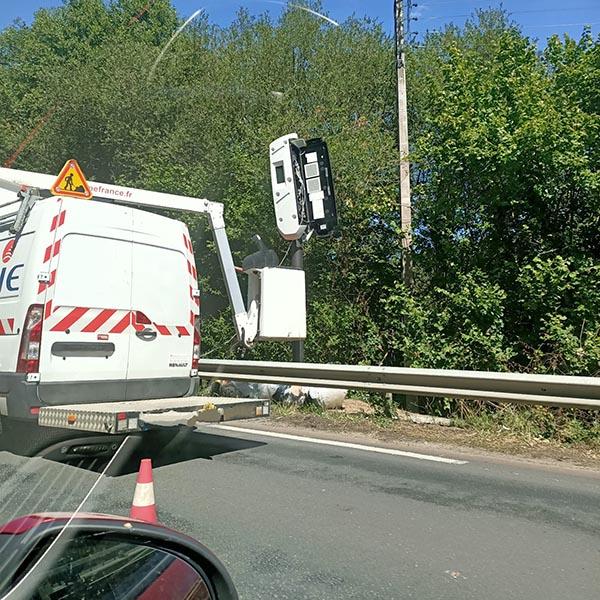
[0,373,39,420]
[0,374,198,421]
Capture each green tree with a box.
[1,3,598,384]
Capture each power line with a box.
[522,21,600,28]
[422,21,598,39]
[425,7,596,20]
[422,0,501,5]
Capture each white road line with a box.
[206,424,468,465]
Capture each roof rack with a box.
[0,182,44,235]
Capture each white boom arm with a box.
[0,167,258,345]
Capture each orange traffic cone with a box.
[130,458,158,523]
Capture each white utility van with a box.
[0,162,305,445]
[0,193,200,421]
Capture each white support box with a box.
[248,268,306,341]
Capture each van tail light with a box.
[17,304,44,374]
[191,315,201,374]
[135,310,151,325]
[134,310,151,332]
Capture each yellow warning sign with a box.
[51,159,93,199]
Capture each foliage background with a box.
[1,1,598,432]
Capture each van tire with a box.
[140,426,193,455]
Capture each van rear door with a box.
[38,200,133,404]
[125,210,195,400]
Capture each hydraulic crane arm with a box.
[0,167,258,345]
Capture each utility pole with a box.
[394,0,413,288]
[394,1,419,413]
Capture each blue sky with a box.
[1,0,599,44]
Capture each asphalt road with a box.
[1,424,599,599]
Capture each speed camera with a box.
[269,133,305,241]
[269,133,338,241]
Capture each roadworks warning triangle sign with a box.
[51,159,93,199]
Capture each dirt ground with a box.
[267,400,600,470]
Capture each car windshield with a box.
[1,1,599,599]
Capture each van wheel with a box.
[141,426,194,455]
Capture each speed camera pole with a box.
[291,241,305,362]
[269,133,338,365]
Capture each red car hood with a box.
[0,512,162,535]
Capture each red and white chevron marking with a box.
[49,209,66,232]
[38,206,67,297]
[45,307,190,336]
[182,228,200,327]
[182,231,197,283]
[0,318,16,335]
[42,239,61,263]
[150,323,190,336]
[46,307,132,334]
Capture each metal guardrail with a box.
[197,360,600,410]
